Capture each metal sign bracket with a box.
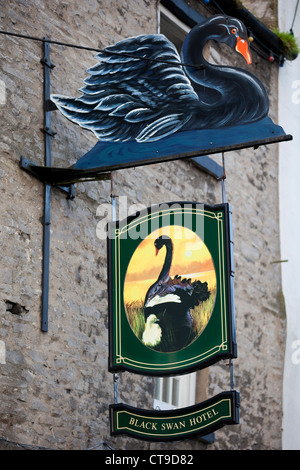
[20,40,75,332]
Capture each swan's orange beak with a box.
[155,247,159,256]
[235,36,252,65]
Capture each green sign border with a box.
[108,202,236,376]
[110,391,239,441]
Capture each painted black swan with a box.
[51,15,269,144]
[143,235,210,352]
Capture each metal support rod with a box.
[110,174,117,222]
[230,360,234,391]
[111,173,119,403]
[221,151,226,204]
[113,373,119,404]
[41,40,54,332]
[41,184,51,332]
[221,152,235,391]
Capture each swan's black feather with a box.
[51,16,269,144]
[51,34,198,142]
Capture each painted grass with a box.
[125,288,216,348]
[125,300,146,341]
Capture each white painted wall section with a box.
[278,0,300,451]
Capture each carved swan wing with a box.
[51,34,199,143]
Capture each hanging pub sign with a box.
[108,202,236,376]
[110,391,239,441]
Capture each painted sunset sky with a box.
[124,226,216,304]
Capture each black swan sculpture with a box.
[24,15,290,184]
[51,15,269,143]
[143,235,210,352]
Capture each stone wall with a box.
[0,0,285,450]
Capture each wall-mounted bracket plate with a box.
[20,155,111,188]
[20,156,76,198]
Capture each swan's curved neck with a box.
[181,24,210,70]
[181,23,246,104]
[181,24,227,99]
[158,239,173,281]
[179,17,269,126]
